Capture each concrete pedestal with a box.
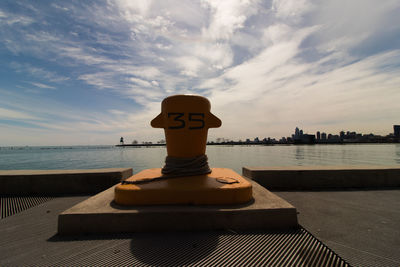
[58,179,298,235]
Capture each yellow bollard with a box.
[114,95,252,205]
[151,95,221,158]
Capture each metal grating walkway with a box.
[0,196,351,266]
[1,195,53,219]
[44,229,349,267]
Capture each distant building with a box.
[321,132,327,140]
[295,127,300,137]
[119,137,124,145]
[316,131,321,140]
[293,127,315,144]
[394,125,400,138]
[331,135,340,140]
[294,134,315,144]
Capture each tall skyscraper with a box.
[316,131,321,140]
[394,125,400,138]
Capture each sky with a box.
[1,0,400,146]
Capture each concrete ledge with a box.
[0,168,133,195]
[58,180,298,234]
[243,166,400,190]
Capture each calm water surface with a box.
[1,144,399,174]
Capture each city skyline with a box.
[1,1,400,146]
[119,125,400,145]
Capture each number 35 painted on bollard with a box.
[168,112,205,130]
[150,95,221,157]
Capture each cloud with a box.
[0,88,148,145]
[0,9,34,26]
[0,107,37,120]
[205,49,400,139]
[201,0,260,41]
[175,56,203,77]
[200,25,318,100]
[1,0,400,145]
[308,0,400,55]
[128,67,162,79]
[272,0,313,22]
[60,46,115,65]
[78,72,117,89]
[10,62,69,83]
[129,77,153,88]
[51,3,70,11]
[29,82,56,90]
[108,109,125,115]
[78,69,165,106]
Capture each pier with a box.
[1,166,399,266]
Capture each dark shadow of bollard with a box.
[130,231,219,266]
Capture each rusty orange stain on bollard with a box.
[114,95,253,206]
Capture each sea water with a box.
[1,144,400,174]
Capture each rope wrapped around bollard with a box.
[121,154,211,185]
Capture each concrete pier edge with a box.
[243,165,400,190]
[0,168,133,195]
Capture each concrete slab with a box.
[58,179,298,234]
[0,168,133,195]
[243,165,400,190]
